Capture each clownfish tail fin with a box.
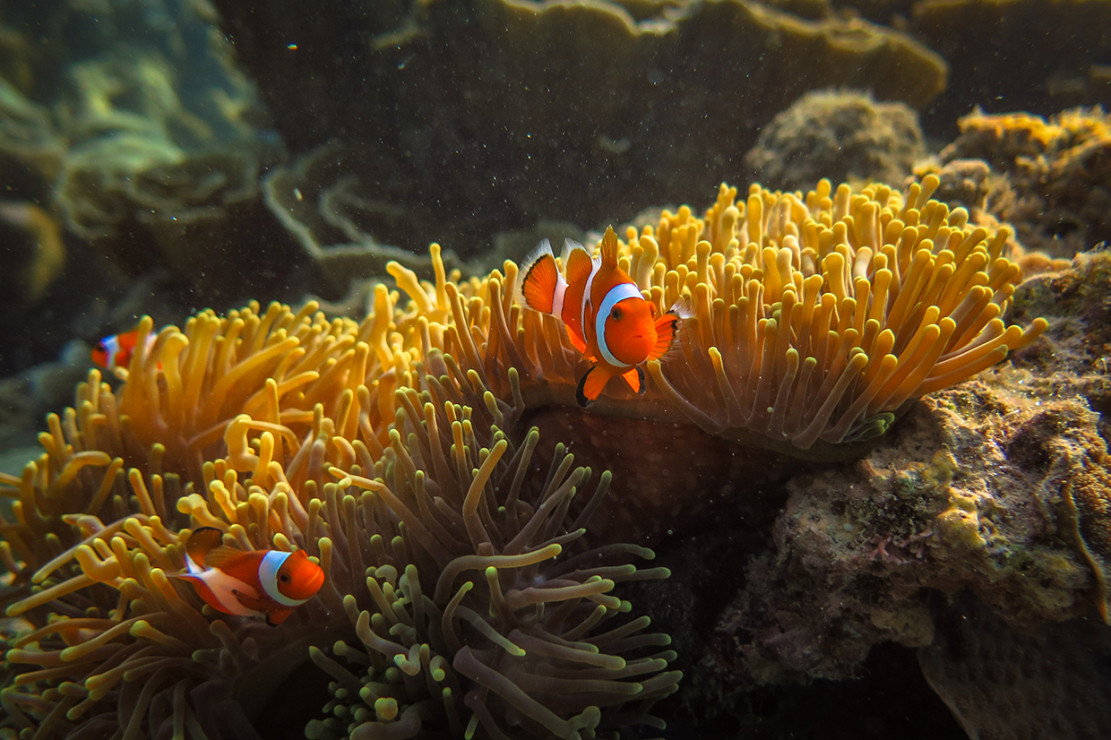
[518,240,562,315]
[669,295,694,320]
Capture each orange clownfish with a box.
[175,527,325,625]
[91,329,154,372]
[517,226,685,405]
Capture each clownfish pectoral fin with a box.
[621,366,645,395]
[576,365,617,406]
[649,311,682,360]
[518,241,561,314]
[266,608,294,626]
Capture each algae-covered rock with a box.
[937,107,1111,258]
[912,0,1111,127]
[745,88,927,190]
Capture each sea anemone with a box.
[1,175,1047,736]
[640,176,1047,449]
[0,298,678,738]
[459,177,1045,452]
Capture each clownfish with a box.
[175,527,325,625]
[91,329,154,373]
[517,226,685,405]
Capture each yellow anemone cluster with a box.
[1,301,677,738]
[638,176,1047,449]
[455,176,1045,451]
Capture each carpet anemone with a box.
[0,298,678,738]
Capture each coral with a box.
[0,0,294,378]
[911,0,1111,127]
[261,143,473,298]
[5,1,287,302]
[213,0,945,265]
[0,201,65,307]
[937,107,1111,257]
[745,89,927,192]
[0,298,678,738]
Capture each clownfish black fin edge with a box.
[575,368,595,407]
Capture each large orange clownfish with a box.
[175,527,325,625]
[517,226,686,405]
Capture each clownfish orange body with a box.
[91,329,154,373]
[518,226,684,405]
[175,527,325,626]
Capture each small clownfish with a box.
[91,329,155,373]
[175,527,325,625]
[517,226,686,405]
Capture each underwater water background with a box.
[2,1,1110,739]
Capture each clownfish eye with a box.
[610,306,623,321]
[279,574,291,583]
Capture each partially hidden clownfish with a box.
[517,226,687,405]
[174,527,325,625]
[90,329,155,375]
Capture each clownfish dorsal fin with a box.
[185,527,225,565]
[203,544,249,571]
[519,241,560,314]
[599,226,620,265]
[563,241,594,286]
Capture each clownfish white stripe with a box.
[100,335,122,362]
[580,256,603,337]
[551,272,568,319]
[258,550,308,607]
[595,283,644,369]
[185,551,260,617]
